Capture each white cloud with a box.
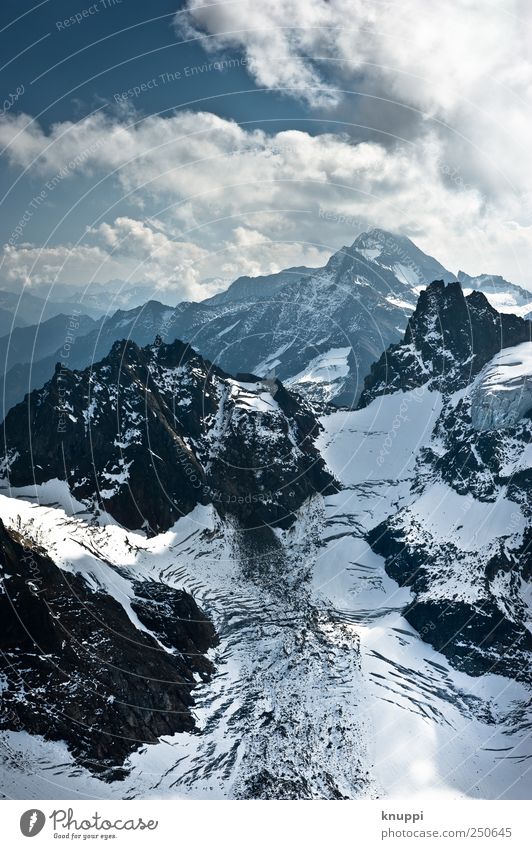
[1,107,532,289]
[179,1,532,207]
[0,218,213,299]
[0,215,329,300]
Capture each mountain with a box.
[0,288,103,325]
[0,236,423,417]
[206,265,317,305]
[356,280,532,680]
[0,312,98,375]
[352,227,455,287]
[359,279,532,404]
[63,281,181,313]
[4,230,531,420]
[0,299,175,418]
[458,270,532,317]
[0,305,29,336]
[167,234,424,407]
[1,336,336,534]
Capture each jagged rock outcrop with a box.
[1,336,336,533]
[367,516,532,681]
[359,280,532,406]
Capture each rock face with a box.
[167,236,420,407]
[359,280,532,406]
[1,336,336,533]
[0,300,174,417]
[179,225,454,404]
[367,512,532,681]
[359,281,532,680]
[0,519,218,777]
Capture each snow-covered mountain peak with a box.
[351,229,455,289]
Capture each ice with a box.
[471,341,532,430]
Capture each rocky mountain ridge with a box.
[1,336,336,534]
[358,281,532,680]
[359,280,532,406]
[4,230,532,417]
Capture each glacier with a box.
[471,341,532,430]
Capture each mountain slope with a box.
[206,265,316,305]
[352,228,455,287]
[0,288,103,324]
[0,300,174,418]
[1,384,530,798]
[359,280,532,405]
[0,515,217,778]
[0,280,531,800]
[168,238,421,407]
[4,230,532,419]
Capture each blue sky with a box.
[1,0,531,300]
[0,0,313,129]
[0,0,307,248]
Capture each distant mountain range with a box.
[0,287,104,335]
[2,228,531,421]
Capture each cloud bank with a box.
[0,99,530,295]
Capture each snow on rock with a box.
[0,494,218,778]
[471,341,532,430]
[1,381,531,799]
[1,337,335,533]
[286,347,352,404]
[0,493,372,800]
